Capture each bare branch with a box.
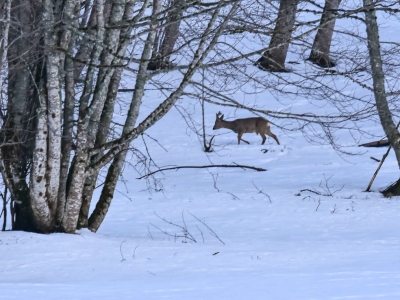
[137,164,267,179]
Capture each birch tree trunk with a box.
[78,0,137,229]
[87,0,163,231]
[57,2,80,226]
[308,0,341,68]
[0,0,240,233]
[0,0,10,93]
[257,0,299,72]
[61,0,106,233]
[87,0,240,232]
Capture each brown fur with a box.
[213,113,280,145]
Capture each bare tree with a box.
[362,0,400,195]
[148,0,185,70]
[0,0,240,233]
[256,0,299,71]
[2,0,400,233]
[308,0,342,68]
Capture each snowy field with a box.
[2,96,400,299]
[1,2,400,300]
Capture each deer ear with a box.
[221,114,224,120]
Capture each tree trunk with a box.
[0,0,11,92]
[3,0,40,231]
[363,0,400,195]
[57,38,77,226]
[61,0,106,233]
[77,68,124,229]
[0,0,236,234]
[87,0,163,232]
[158,0,184,68]
[147,0,184,71]
[308,0,341,68]
[77,1,136,229]
[87,0,239,232]
[257,0,299,72]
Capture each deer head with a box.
[213,112,224,130]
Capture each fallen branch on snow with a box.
[137,164,267,179]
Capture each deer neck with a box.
[221,119,237,131]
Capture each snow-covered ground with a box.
[2,93,400,299]
[2,2,400,299]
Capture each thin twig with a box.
[366,145,392,192]
[366,121,400,192]
[142,133,168,152]
[188,212,225,245]
[227,191,240,200]
[120,240,126,262]
[252,181,272,203]
[152,212,197,243]
[370,156,380,162]
[132,246,139,259]
[315,199,321,211]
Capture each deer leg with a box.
[266,130,280,145]
[261,133,266,145]
[237,132,250,144]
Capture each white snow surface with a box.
[2,99,400,300]
[2,3,400,300]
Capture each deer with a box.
[213,112,280,145]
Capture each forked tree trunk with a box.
[1,0,234,233]
[88,0,239,232]
[87,0,163,232]
[257,0,299,72]
[77,70,124,229]
[57,15,79,226]
[363,0,400,195]
[77,1,138,229]
[308,0,341,68]
[29,0,75,232]
[61,0,106,233]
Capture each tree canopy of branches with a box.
[0,0,400,233]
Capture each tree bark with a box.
[147,0,184,70]
[308,0,341,68]
[55,0,79,227]
[0,0,239,233]
[0,0,11,92]
[87,0,238,232]
[78,1,136,229]
[88,0,163,232]
[61,0,106,233]
[257,0,299,72]
[160,0,183,60]
[363,0,400,195]
[43,0,62,222]
[3,0,40,231]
